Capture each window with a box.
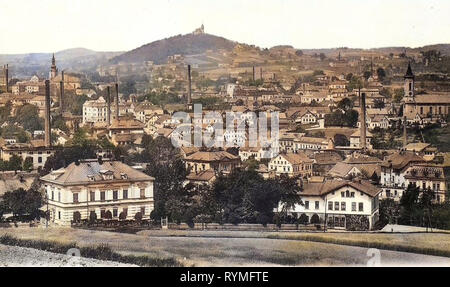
[113,208,118,217]
[328,201,333,210]
[140,206,146,215]
[100,209,106,218]
[51,190,54,200]
[113,190,118,201]
[341,192,345,197]
[140,189,145,199]
[315,201,319,210]
[351,192,355,198]
[341,202,346,211]
[73,193,79,203]
[346,190,350,197]
[359,202,364,212]
[38,157,42,163]
[334,202,339,211]
[90,191,95,202]
[305,201,309,210]
[123,189,128,199]
[58,211,61,220]
[100,191,106,201]
[352,202,356,211]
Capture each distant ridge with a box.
[110,33,237,64]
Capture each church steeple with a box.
[403,62,415,103]
[50,53,58,79]
[404,62,414,79]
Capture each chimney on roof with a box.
[115,82,119,120]
[403,115,407,147]
[44,80,51,148]
[107,86,111,126]
[59,70,64,114]
[252,66,255,82]
[360,90,367,150]
[5,64,9,93]
[187,65,192,106]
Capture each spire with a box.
[404,62,414,79]
[52,53,56,65]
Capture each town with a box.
[0,22,449,267]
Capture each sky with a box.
[0,0,449,54]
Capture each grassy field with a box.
[0,227,449,266]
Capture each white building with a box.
[40,159,154,226]
[287,179,381,230]
[379,151,425,201]
[82,97,107,124]
[269,152,313,178]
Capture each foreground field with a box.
[1,227,449,266]
[0,244,134,267]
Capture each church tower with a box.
[403,62,415,103]
[50,53,58,79]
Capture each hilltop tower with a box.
[50,53,58,79]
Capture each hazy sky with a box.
[0,0,449,54]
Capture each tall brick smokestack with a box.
[252,66,255,81]
[44,80,51,148]
[59,70,64,114]
[360,90,367,150]
[403,115,407,147]
[115,82,119,120]
[5,64,9,93]
[107,86,111,126]
[187,65,192,105]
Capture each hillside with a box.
[110,33,237,64]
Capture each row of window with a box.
[53,189,147,203]
[328,201,364,212]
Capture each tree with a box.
[376,67,386,81]
[299,214,309,225]
[363,71,372,80]
[334,134,349,146]
[2,188,43,219]
[14,104,43,132]
[23,157,33,172]
[378,198,399,227]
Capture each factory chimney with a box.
[360,90,367,150]
[187,65,192,106]
[59,70,64,114]
[115,82,119,120]
[44,80,52,148]
[260,67,263,81]
[252,66,255,82]
[5,64,9,93]
[403,115,407,148]
[107,86,111,126]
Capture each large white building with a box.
[82,97,108,124]
[40,159,154,226]
[287,179,381,230]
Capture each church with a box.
[403,63,450,122]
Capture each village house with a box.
[403,163,448,203]
[349,129,373,149]
[184,151,241,174]
[82,97,108,125]
[269,152,313,178]
[380,151,426,201]
[286,178,381,230]
[0,141,56,169]
[40,159,154,226]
